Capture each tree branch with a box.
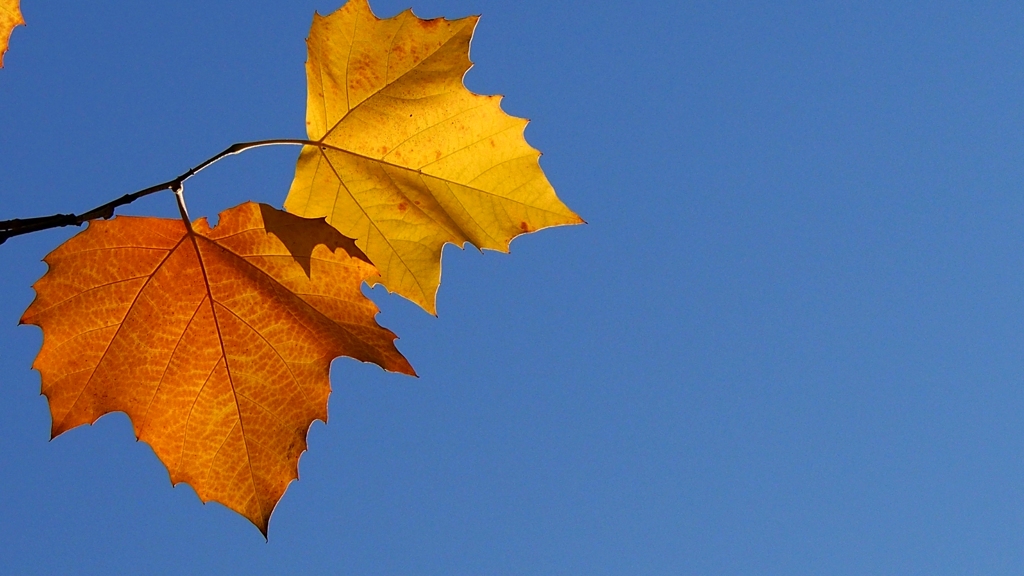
[0,138,314,245]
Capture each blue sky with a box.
[2,0,1024,574]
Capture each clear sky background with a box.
[2,0,1024,574]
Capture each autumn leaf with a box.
[0,0,23,68]
[285,0,583,314]
[21,202,414,535]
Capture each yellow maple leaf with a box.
[0,0,24,68]
[285,0,584,314]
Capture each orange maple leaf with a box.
[0,0,24,68]
[21,202,414,535]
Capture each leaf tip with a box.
[0,5,23,69]
[394,354,419,376]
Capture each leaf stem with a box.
[172,183,192,231]
[0,138,315,244]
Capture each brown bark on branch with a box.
[0,139,311,244]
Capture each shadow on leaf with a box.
[258,203,371,278]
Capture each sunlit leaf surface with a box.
[21,202,414,534]
[285,0,583,313]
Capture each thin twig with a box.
[0,138,314,245]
